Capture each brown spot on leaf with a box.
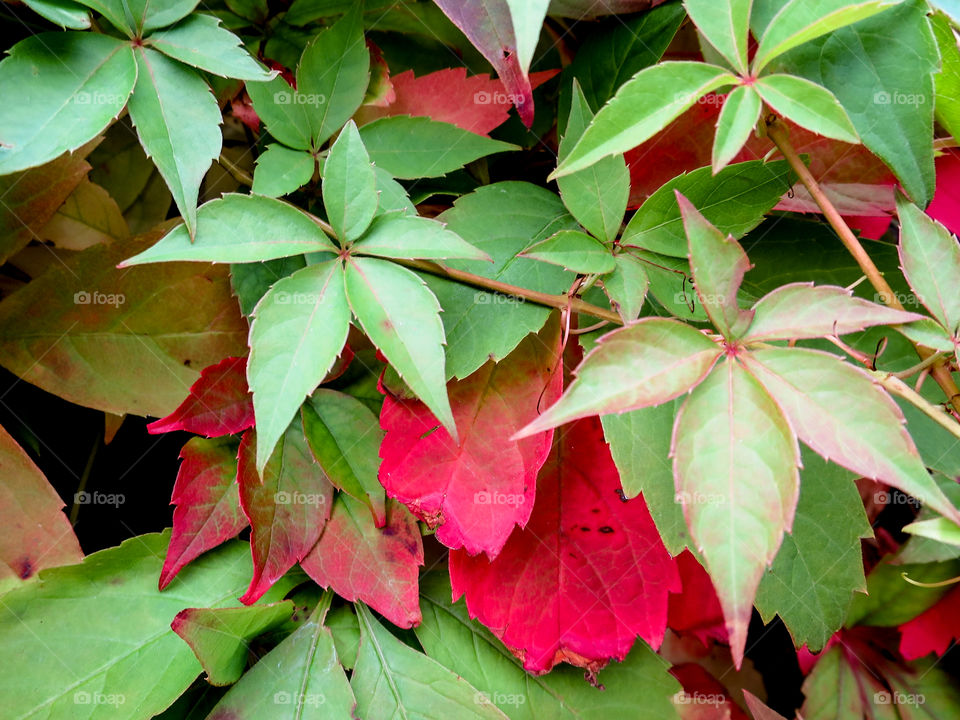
[16,558,33,579]
[599,526,614,534]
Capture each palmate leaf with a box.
[322,120,377,243]
[672,356,800,668]
[248,260,351,472]
[74,0,198,35]
[0,33,136,175]
[128,48,222,240]
[684,0,752,74]
[551,62,737,179]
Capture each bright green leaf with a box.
[684,0,752,73]
[845,559,960,626]
[552,62,736,179]
[323,120,377,242]
[246,75,314,152]
[146,14,273,80]
[0,33,135,175]
[128,47,222,240]
[505,0,549,73]
[351,213,491,261]
[712,85,761,172]
[603,252,649,322]
[248,260,351,472]
[932,11,960,143]
[520,229,615,274]
[251,144,315,198]
[344,256,456,441]
[754,74,859,143]
[359,116,518,179]
[21,0,90,28]
[903,517,960,547]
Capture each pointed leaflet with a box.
[379,319,561,557]
[621,160,794,258]
[344,256,456,441]
[744,347,960,523]
[552,62,736,179]
[246,76,314,151]
[238,425,334,605]
[451,417,679,674]
[352,213,491,261]
[678,192,754,338]
[322,121,377,243]
[40,177,129,249]
[0,533,250,720]
[145,14,273,81]
[754,450,872,651]
[713,85,761,173]
[754,74,858,143]
[743,283,923,342]
[120,194,337,266]
[172,601,294,685]
[128,48,221,241]
[417,573,683,720]
[743,691,790,720]
[248,260,350,473]
[558,81,630,244]
[898,192,960,334]
[251,144,314,198]
[432,0,537,127]
[301,496,423,628]
[358,116,517,179]
[159,436,247,590]
[0,424,82,592]
[301,389,385,526]
[903,517,960,547]
[517,318,720,438]
[0,33,135,174]
[604,253,649,323]
[206,599,356,719]
[520,230,615,274]
[684,0,752,73]
[148,356,254,437]
[752,0,903,73]
[352,603,507,719]
[21,0,91,29]
[671,357,800,668]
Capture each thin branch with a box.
[217,153,253,187]
[873,371,960,442]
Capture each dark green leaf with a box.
[146,14,274,80]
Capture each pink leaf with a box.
[449,416,680,674]
[898,583,960,660]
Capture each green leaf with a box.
[932,11,960,143]
[505,0,549,73]
[557,81,629,243]
[171,601,294,685]
[601,400,690,554]
[903,517,960,547]
[752,0,904,73]
[301,388,386,527]
[897,192,960,335]
[248,260,351,473]
[677,192,754,338]
[21,0,91,28]
[246,76,315,152]
[773,0,937,205]
[0,33,135,175]
[374,166,415,216]
[416,572,684,720]
[743,282,923,342]
[351,213,491,261]
[754,74,859,143]
[755,449,872,651]
[298,5,370,148]
[120,194,337,266]
[0,532,252,719]
[352,603,508,720]
[516,318,721,437]
[231,256,308,316]
[322,121,377,242]
[552,62,736,179]
[128,48,222,240]
[712,85,761,172]
[205,598,357,719]
[520,229,615,274]
[672,357,800,667]
[424,182,577,380]
[359,116,518,179]
[845,560,960,626]
[603,252,649,322]
[744,347,960,524]
[344,256,456,440]
[684,0,752,73]
[621,160,794,257]
[146,14,273,81]
[251,144,315,198]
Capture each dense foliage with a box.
[2,0,960,717]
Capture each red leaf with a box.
[378,319,562,558]
[159,436,247,590]
[898,583,960,660]
[670,663,749,720]
[449,417,681,674]
[237,425,334,604]
[148,356,254,437]
[667,551,727,647]
[301,496,423,628]
[355,68,559,136]
[925,149,960,237]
